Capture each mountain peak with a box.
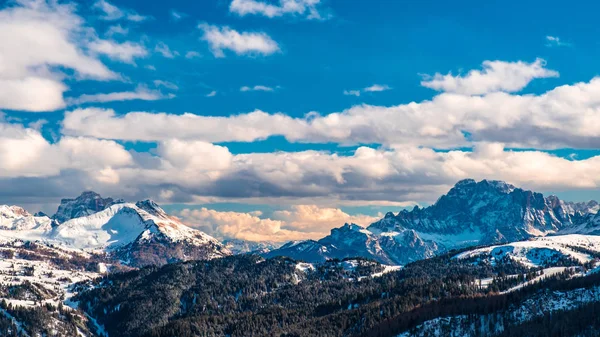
[384,211,395,219]
[451,179,515,194]
[53,191,122,223]
[135,199,165,217]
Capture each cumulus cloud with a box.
[4,119,600,211]
[421,58,559,95]
[111,141,600,206]
[0,122,131,179]
[199,23,280,58]
[0,0,119,111]
[68,86,174,105]
[229,0,326,20]
[62,74,600,149]
[176,205,378,242]
[206,91,217,97]
[62,108,305,142]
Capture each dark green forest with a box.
[71,249,600,337]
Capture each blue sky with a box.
[2,0,600,241]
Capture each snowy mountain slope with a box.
[0,205,53,232]
[49,199,231,267]
[0,240,119,336]
[0,194,231,267]
[51,200,223,251]
[267,179,600,265]
[454,234,600,267]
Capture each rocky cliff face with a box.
[52,191,124,223]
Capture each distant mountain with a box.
[0,193,231,267]
[222,238,281,255]
[266,179,599,265]
[52,191,124,223]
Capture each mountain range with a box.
[0,179,599,268]
[265,179,600,265]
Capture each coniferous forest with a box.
[69,251,600,337]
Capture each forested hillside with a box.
[73,247,600,337]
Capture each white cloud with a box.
[229,0,326,20]
[185,51,201,59]
[177,208,292,242]
[206,91,217,97]
[155,42,178,58]
[199,23,280,58]
[364,84,391,92]
[272,205,379,234]
[0,77,67,112]
[0,0,119,111]
[62,73,600,149]
[170,9,186,21]
[240,85,275,92]
[105,24,128,37]
[68,86,174,105]
[5,119,600,213]
[88,39,147,64]
[92,0,122,20]
[546,35,570,47]
[63,108,303,142]
[153,80,179,90]
[421,58,559,95]
[0,122,131,179]
[343,90,361,97]
[93,0,148,22]
[176,205,378,242]
[345,84,391,96]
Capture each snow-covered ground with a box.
[0,246,100,308]
[396,284,600,337]
[454,234,600,267]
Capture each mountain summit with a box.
[52,191,123,223]
[266,179,598,265]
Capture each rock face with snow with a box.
[52,191,123,223]
[0,193,231,267]
[267,179,599,265]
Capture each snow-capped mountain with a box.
[0,193,231,267]
[266,179,599,265]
